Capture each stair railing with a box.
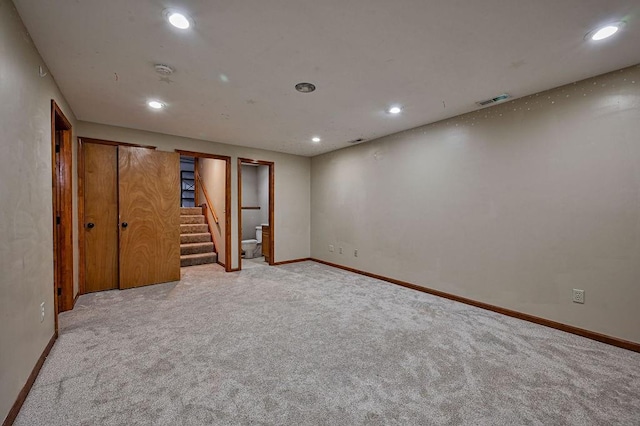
[195,168,221,255]
[195,169,219,224]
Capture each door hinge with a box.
[55,143,60,153]
[56,216,61,225]
[57,288,62,296]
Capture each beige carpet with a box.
[15,261,640,425]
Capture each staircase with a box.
[180,207,217,267]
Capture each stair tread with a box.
[181,252,216,259]
[180,242,214,247]
[181,240,215,256]
[180,224,208,233]
[180,208,203,216]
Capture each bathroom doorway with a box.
[238,158,274,269]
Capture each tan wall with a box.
[199,158,227,265]
[77,121,311,268]
[311,65,640,343]
[0,0,77,420]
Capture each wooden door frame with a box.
[176,150,232,272]
[238,158,275,270]
[77,137,156,294]
[51,100,73,331]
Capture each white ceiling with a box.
[14,0,640,156]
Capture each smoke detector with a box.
[154,64,174,75]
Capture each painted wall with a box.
[199,158,227,264]
[258,165,270,225]
[241,165,260,241]
[311,65,640,344]
[0,0,77,421]
[76,121,311,268]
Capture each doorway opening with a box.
[51,100,73,330]
[238,158,274,270]
[176,150,232,272]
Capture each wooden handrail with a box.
[195,169,219,224]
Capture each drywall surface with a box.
[77,121,311,268]
[199,158,227,264]
[311,65,640,343]
[0,0,77,421]
[241,165,260,240]
[258,165,270,225]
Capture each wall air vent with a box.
[348,138,366,144]
[476,93,510,107]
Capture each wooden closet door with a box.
[118,147,180,289]
[84,143,119,292]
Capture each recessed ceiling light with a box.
[295,82,316,93]
[164,9,192,29]
[587,22,623,41]
[148,100,164,109]
[312,137,321,142]
[388,106,402,114]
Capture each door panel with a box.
[119,147,180,289]
[84,143,119,292]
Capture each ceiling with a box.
[14,0,640,157]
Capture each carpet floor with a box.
[15,261,640,425]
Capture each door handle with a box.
[121,222,128,228]
[86,222,95,229]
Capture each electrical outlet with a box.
[354,249,358,257]
[339,247,343,254]
[572,289,585,304]
[40,302,45,322]
[329,245,334,252]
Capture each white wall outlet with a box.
[354,249,358,257]
[339,247,343,254]
[572,289,585,304]
[329,244,334,252]
[40,302,45,322]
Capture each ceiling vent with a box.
[154,64,174,75]
[476,93,510,107]
[348,138,366,144]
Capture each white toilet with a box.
[241,239,257,259]
[242,224,268,259]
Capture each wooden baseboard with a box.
[272,258,311,266]
[310,258,640,353]
[72,292,80,308]
[2,333,57,426]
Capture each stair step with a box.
[181,252,217,267]
[180,207,202,216]
[181,242,215,255]
[180,215,205,224]
[181,233,212,244]
[180,223,208,234]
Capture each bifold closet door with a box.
[118,146,181,289]
[84,143,119,292]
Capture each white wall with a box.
[241,165,260,240]
[0,0,77,420]
[199,158,227,263]
[311,65,640,344]
[77,121,311,268]
[258,165,270,225]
